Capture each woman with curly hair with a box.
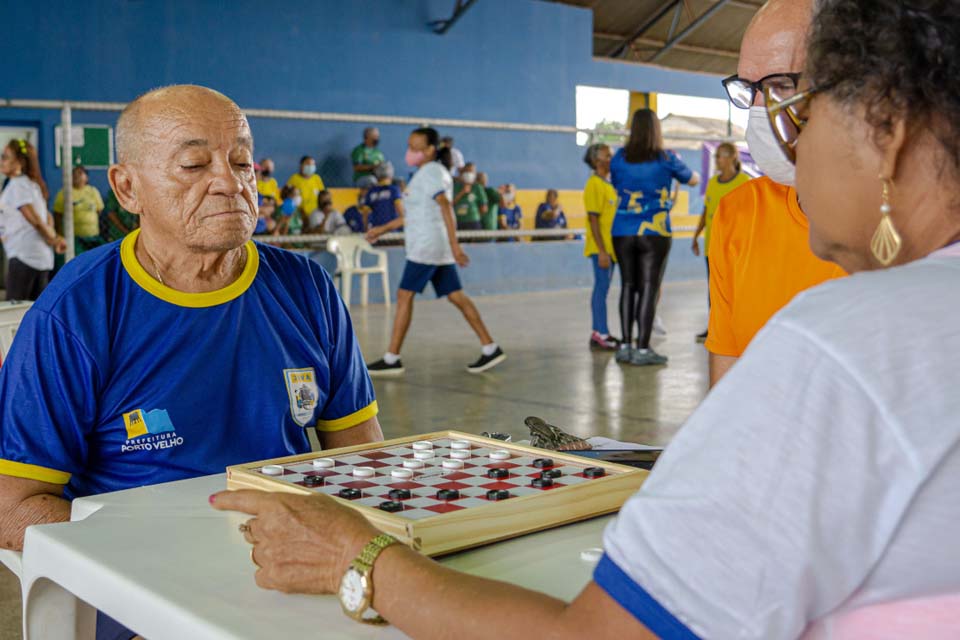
[0,139,66,299]
[212,2,960,638]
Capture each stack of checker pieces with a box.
[226,431,647,556]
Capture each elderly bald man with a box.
[705,0,845,384]
[0,85,383,551]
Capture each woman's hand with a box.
[51,234,68,254]
[598,251,611,269]
[454,244,470,267]
[210,490,380,594]
[691,237,700,257]
[366,226,383,243]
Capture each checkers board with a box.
[226,431,647,556]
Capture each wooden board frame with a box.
[227,431,647,556]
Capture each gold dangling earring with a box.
[870,176,902,266]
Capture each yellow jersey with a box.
[702,171,751,256]
[286,173,325,215]
[583,173,617,258]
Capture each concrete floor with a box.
[0,280,710,639]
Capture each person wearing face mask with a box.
[582,144,619,351]
[366,127,505,376]
[691,143,752,342]
[477,172,500,232]
[351,127,386,186]
[286,155,325,218]
[497,184,522,237]
[256,157,281,203]
[706,0,845,385]
[361,161,404,230]
[453,162,488,233]
[276,185,304,235]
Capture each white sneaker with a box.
[653,315,667,336]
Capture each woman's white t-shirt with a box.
[402,161,454,265]
[0,175,54,271]
[599,248,960,639]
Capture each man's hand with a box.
[454,245,470,267]
[210,490,379,594]
[597,251,611,270]
[691,237,701,257]
[365,227,382,244]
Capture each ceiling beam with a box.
[428,0,479,35]
[594,31,740,59]
[606,1,682,59]
[648,0,734,63]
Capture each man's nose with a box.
[209,157,245,196]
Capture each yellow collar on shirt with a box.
[120,229,259,308]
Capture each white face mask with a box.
[746,106,796,186]
[292,195,303,207]
[461,171,476,184]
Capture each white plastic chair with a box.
[0,300,32,367]
[327,236,391,307]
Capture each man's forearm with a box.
[0,494,70,551]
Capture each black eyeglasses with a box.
[722,73,801,109]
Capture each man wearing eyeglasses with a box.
[705,0,845,385]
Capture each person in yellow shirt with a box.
[256,157,281,202]
[691,143,752,342]
[286,155,325,216]
[582,143,619,350]
[52,165,105,255]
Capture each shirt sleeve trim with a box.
[316,400,379,432]
[432,190,446,200]
[0,459,72,485]
[593,554,702,640]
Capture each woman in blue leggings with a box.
[582,143,619,350]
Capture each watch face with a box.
[339,568,367,614]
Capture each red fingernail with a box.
[208,494,216,504]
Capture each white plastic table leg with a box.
[22,575,96,640]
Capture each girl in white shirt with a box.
[0,139,66,300]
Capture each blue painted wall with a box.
[2,0,725,202]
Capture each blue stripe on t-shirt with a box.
[432,190,446,199]
[593,553,701,640]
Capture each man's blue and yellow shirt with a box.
[0,230,377,499]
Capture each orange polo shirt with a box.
[705,177,847,357]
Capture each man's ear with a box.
[108,164,143,216]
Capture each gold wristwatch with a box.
[338,533,399,625]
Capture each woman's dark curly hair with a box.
[807,0,960,174]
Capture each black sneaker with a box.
[467,347,506,374]
[695,330,708,343]
[367,358,405,376]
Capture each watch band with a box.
[353,533,399,572]
[350,533,399,625]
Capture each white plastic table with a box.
[21,474,611,640]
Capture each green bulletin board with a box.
[55,124,114,168]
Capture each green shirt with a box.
[351,144,386,183]
[103,189,140,242]
[482,187,500,230]
[453,182,487,224]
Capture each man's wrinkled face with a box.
[131,97,258,251]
